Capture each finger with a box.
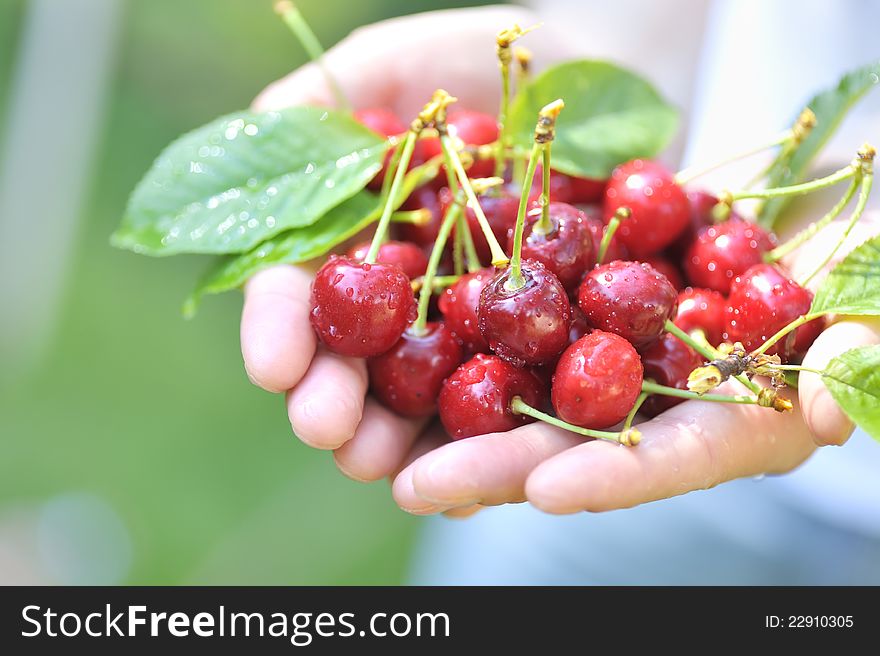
[404,422,582,509]
[526,383,816,514]
[285,348,367,449]
[333,398,428,482]
[443,504,485,519]
[391,425,451,515]
[253,6,579,115]
[240,265,316,393]
[799,318,880,446]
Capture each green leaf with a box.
[758,60,880,228]
[182,157,440,317]
[112,107,386,255]
[811,234,880,316]
[508,60,678,178]
[822,344,880,442]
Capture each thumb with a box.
[798,318,880,446]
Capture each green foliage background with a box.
[0,0,489,585]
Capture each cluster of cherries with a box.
[308,100,822,443]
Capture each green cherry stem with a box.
[764,177,859,263]
[597,207,630,264]
[535,143,553,231]
[274,0,350,111]
[453,222,465,276]
[674,130,795,187]
[390,208,432,226]
[510,397,640,446]
[763,363,826,376]
[622,392,648,433]
[724,162,858,203]
[494,24,537,179]
[641,380,758,405]
[378,137,405,202]
[411,274,461,294]
[801,167,874,286]
[364,131,417,263]
[412,199,463,335]
[458,213,482,272]
[514,46,532,88]
[750,312,825,357]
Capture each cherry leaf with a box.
[822,344,880,442]
[811,234,880,317]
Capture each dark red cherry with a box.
[551,331,643,429]
[566,175,606,204]
[724,263,823,361]
[581,205,628,262]
[309,256,416,357]
[395,184,443,248]
[438,268,494,356]
[639,333,704,417]
[511,202,595,293]
[642,255,684,291]
[422,110,499,182]
[367,322,462,417]
[354,108,411,192]
[440,185,519,264]
[439,353,547,440]
[578,260,678,350]
[684,219,776,294]
[674,287,727,346]
[478,260,572,367]
[568,305,592,344]
[529,166,575,204]
[347,240,428,280]
[603,159,689,258]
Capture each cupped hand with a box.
[240,6,578,479]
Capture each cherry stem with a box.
[390,208,431,225]
[379,137,405,201]
[725,162,858,203]
[765,177,859,263]
[751,312,825,357]
[274,1,350,111]
[458,213,482,272]
[764,363,826,377]
[642,380,758,405]
[514,46,532,88]
[674,130,795,186]
[510,397,640,446]
[494,24,538,179]
[411,274,461,294]
[453,221,465,276]
[507,141,542,289]
[413,199,463,335]
[622,392,648,432]
[535,144,552,232]
[597,207,630,264]
[365,131,417,263]
[800,169,873,286]
[440,134,510,268]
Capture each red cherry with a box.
[581,204,628,262]
[725,263,823,361]
[347,240,428,280]
[578,260,678,350]
[684,219,776,294]
[422,110,499,182]
[642,254,684,291]
[309,256,416,357]
[368,322,462,417]
[566,175,606,204]
[568,305,592,344]
[511,202,595,293]
[478,260,572,367]
[439,185,519,265]
[674,287,727,346]
[439,353,547,439]
[603,159,689,258]
[639,333,704,417]
[354,108,414,191]
[438,268,493,356]
[395,185,443,249]
[551,331,643,429]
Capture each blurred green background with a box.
[0,0,490,585]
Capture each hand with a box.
[240,6,579,480]
[392,214,880,515]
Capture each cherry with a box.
[684,219,776,294]
[367,322,462,417]
[478,260,572,367]
[603,159,689,258]
[439,185,519,264]
[551,330,643,429]
[566,175,606,204]
[674,287,727,346]
[395,185,443,248]
[309,256,416,357]
[439,353,546,439]
[529,166,576,204]
[354,108,417,191]
[568,305,592,344]
[421,109,499,182]
[724,263,823,361]
[578,260,678,350]
[642,254,684,291]
[511,202,595,293]
[581,205,628,262]
[347,240,428,280]
[639,333,704,417]
[438,268,494,356]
